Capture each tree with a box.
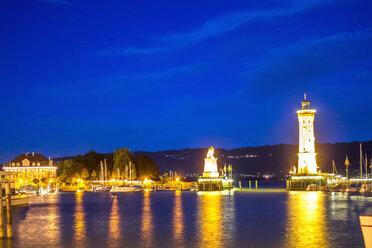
[91,170,97,180]
[134,154,159,180]
[78,150,105,173]
[32,178,39,185]
[40,178,47,185]
[81,168,89,180]
[114,148,136,180]
[161,173,170,183]
[57,151,106,183]
[57,159,76,181]
[73,172,80,181]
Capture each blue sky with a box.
[0,0,371,161]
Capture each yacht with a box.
[110,185,142,192]
[2,185,29,206]
[90,184,111,192]
[1,194,29,207]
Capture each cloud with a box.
[161,6,307,45]
[99,62,203,82]
[240,28,372,96]
[95,0,330,56]
[36,62,203,99]
[93,46,172,57]
[37,0,72,5]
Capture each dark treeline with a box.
[57,148,159,183]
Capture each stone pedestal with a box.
[198,179,223,191]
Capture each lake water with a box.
[3,187,372,248]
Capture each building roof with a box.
[8,153,50,166]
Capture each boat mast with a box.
[345,155,349,179]
[364,154,368,179]
[100,161,104,183]
[360,143,363,180]
[332,160,335,174]
[104,159,107,186]
[332,160,338,175]
[129,161,132,182]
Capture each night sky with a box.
[1,0,372,162]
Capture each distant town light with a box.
[291,176,323,180]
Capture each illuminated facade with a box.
[297,94,318,174]
[203,147,219,178]
[3,152,57,185]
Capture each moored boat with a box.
[90,184,111,192]
[347,187,359,192]
[360,215,372,248]
[110,185,141,192]
[1,195,29,207]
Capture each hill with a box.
[54,141,372,178]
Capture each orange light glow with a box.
[286,192,329,247]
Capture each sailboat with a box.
[90,160,111,192]
[359,143,371,193]
[329,160,342,192]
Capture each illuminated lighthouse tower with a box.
[297,94,318,174]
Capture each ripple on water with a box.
[3,190,371,248]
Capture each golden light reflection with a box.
[286,192,329,248]
[172,191,184,247]
[141,190,153,247]
[74,191,86,246]
[197,192,223,248]
[15,195,62,247]
[108,195,121,244]
[46,195,61,246]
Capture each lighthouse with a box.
[297,94,318,174]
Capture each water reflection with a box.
[172,191,184,247]
[74,191,86,247]
[47,195,61,246]
[197,192,223,248]
[141,191,153,247]
[221,191,236,246]
[0,239,13,248]
[6,190,370,247]
[107,195,121,246]
[13,194,61,247]
[286,192,329,248]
